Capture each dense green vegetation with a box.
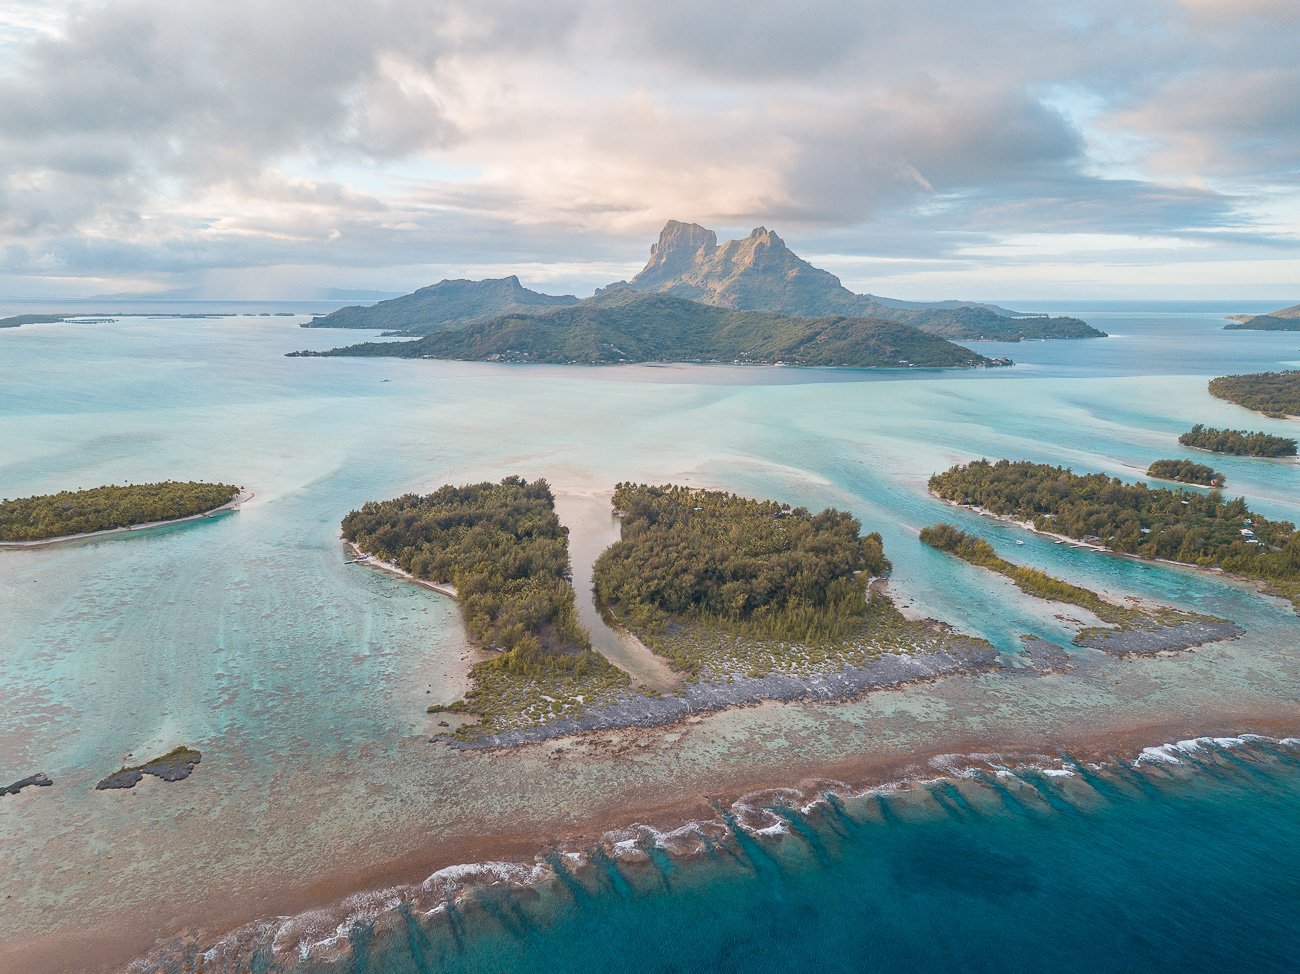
[342,478,596,667]
[342,478,630,737]
[303,276,577,331]
[881,306,1103,341]
[593,484,891,672]
[292,291,1005,369]
[0,482,239,541]
[929,459,1300,608]
[1209,371,1300,418]
[919,523,1211,637]
[1146,459,1224,486]
[1178,424,1296,458]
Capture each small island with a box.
[1178,424,1296,458]
[0,313,68,329]
[1146,458,1224,486]
[591,483,991,682]
[930,459,1300,609]
[1224,303,1300,331]
[342,478,631,738]
[1208,371,1300,419]
[919,524,1239,654]
[0,481,244,545]
[292,291,1009,370]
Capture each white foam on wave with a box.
[1137,734,1270,767]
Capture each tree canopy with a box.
[1146,458,1224,486]
[342,477,605,677]
[0,481,239,541]
[1208,371,1300,418]
[1178,424,1296,458]
[593,483,890,653]
[929,459,1300,606]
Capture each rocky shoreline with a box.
[1078,617,1244,656]
[2,773,53,797]
[446,609,1247,750]
[447,640,1002,749]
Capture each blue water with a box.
[288,739,1300,974]
[1,308,1298,972]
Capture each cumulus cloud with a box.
[0,0,1295,298]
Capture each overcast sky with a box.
[1,0,1297,302]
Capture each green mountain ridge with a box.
[290,290,1007,369]
[302,275,578,331]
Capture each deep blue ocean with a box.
[286,739,1300,974]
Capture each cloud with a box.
[0,0,1296,298]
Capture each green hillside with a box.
[292,291,1006,369]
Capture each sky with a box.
[0,0,1297,303]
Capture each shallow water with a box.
[0,309,1298,971]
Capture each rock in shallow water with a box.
[95,747,201,791]
[1,772,53,796]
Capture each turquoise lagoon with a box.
[1,309,1298,972]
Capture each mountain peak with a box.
[633,221,720,290]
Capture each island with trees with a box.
[0,481,243,544]
[348,478,1001,747]
[294,221,1104,344]
[1208,371,1300,418]
[919,523,1238,654]
[929,459,1300,609]
[291,290,1009,370]
[0,313,67,329]
[341,478,631,738]
[591,483,991,681]
[1178,424,1296,458]
[1224,303,1300,331]
[1146,458,1224,486]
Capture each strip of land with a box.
[0,488,251,549]
[919,523,1241,656]
[929,459,1300,610]
[1208,371,1300,419]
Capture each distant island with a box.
[1209,371,1300,418]
[299,220,1105,344]
[919,523,1237,655]
[1178,423,1297,458]
[291,289,1010,369]
[0,481,243,544]
[1146,458,1224,486]
[0,313,67,329]
[930,459,1300,609]
[1225,303,1300,330]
